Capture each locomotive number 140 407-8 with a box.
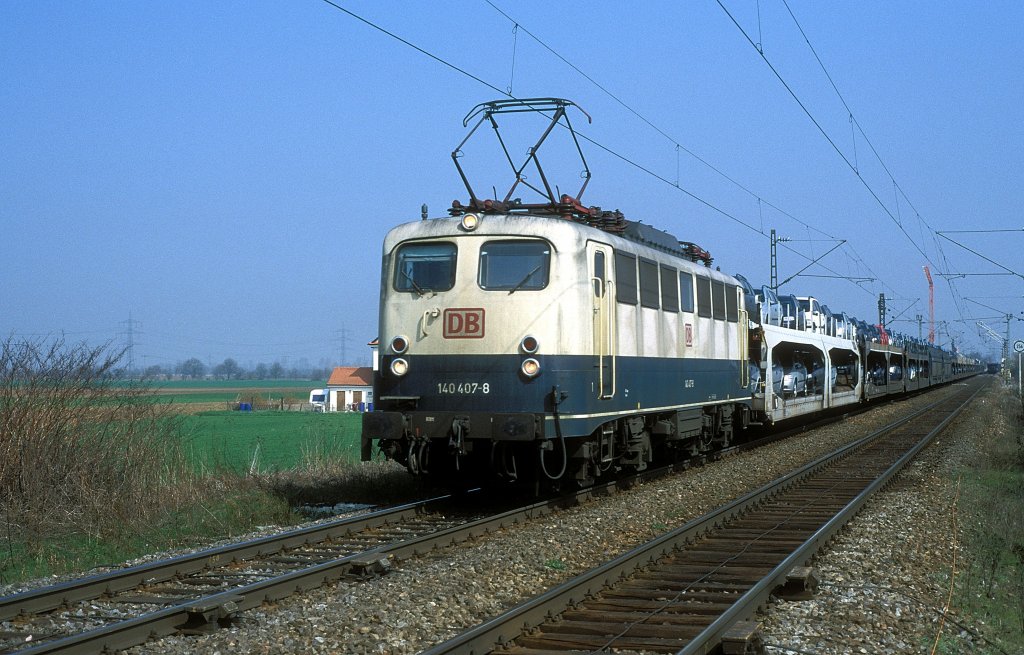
[437,382,491,394]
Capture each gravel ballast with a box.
[759,381,1010,654]
[112,381,1008,655]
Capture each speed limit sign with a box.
[1015,340,1024,353]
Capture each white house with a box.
[325,366,374,412]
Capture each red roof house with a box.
[325,366,374,411]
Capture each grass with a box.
[1,405,376,584]
[144,379,318,405]
[1,406,411,585]
[3,484,296,583]
[0,342,393,586]
[151,392,256,404]
[180,411,363,473]
[152,379,320,390]
[944,385,1024,652]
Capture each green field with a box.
[149,379,317,403]
[144,380,365,473]
[180,410,363,473]
[155,379,320,390]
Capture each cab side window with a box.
[615,251,638,304]
[639,258,659,309]
[712,281,726,320]
[696,276,712,318]
[661,266,679,312]
[680,272,694,312]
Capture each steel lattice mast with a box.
[923,266,935,344]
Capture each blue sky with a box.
[2,1,1022,369]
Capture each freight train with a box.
[360,98,982,488]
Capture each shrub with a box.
[0,338,186,549]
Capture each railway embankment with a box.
[5,375,1017,653]
[760,380,1023,654]
[116,380,1019,654]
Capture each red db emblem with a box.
[443,308,485,339]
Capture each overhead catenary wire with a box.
[938,228,1024,234]
[714,0,941,273]
[779,0,947,247]
[716,0,1004,338]
[318,0,866,289]
[320,1,986,334]
[481,0,884,295]
[936,233,1024,281]
[319,0,743,239]
[776,0,1024,339]
[483,0,841,243]
[777,0,980,321]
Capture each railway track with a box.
[0,459,706,654]
[0,382,971,654]
[0,493,477,654]
[422,378,986,655]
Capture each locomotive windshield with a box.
[478,240,550,292]
[394,242,457,294]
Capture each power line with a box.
[938,228,1024,234]
[4,329,114,337]
[780,0,944,260]
[316,2,769,242]
[319,0,506,97]
[936,232,1024,281]
[145,330,328,348]
[776,0,974,317]
[334,326,353,364]
[480,1,890,299]
[716,0,987,328]
[483,0,840,244]
[501,4,887,294]
[320,1,896,304]
[713,0,940,271]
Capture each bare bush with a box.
[0,338,187,548]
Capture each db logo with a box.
[443,308,485,339]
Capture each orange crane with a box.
[923,266,935,343]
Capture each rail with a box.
[420,378,986,654]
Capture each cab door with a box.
[588,241,616,399]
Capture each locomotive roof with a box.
[385,212,720,272]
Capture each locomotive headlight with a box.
[460,213,480,231]
[520,335,539,354]
[520,357,541,378]
[390,358,409,377]
[391,335,409,354]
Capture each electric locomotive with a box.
[361,99,755,488]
